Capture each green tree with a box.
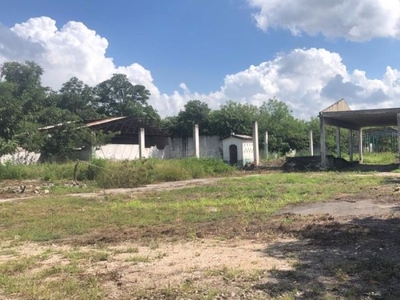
[40,122,93,161]
[1,61,47,122]
[95,74,156,119]
[209,101,259,136]
[0,81,21,155]
[173,100,211,137]
[259,99,308,154]
[58,77,100,120]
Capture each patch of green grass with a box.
[63,250,109,262]
[362,152,397,164]
[0,172,383,242]
[113,247,139,254]
[342,152,398,165]
[125,255,150,263]
[0,256,38,275]
[0,256,103,300]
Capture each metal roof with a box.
[222,134,253,140]
[320,107,400,130]
[85,116,128,127]
[40,116,169,137]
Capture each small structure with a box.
[319,99,400,168]
[222,134,254,166]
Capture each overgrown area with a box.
[0,158,235,187]
[2,171,400,299]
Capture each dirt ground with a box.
[2,172,400,299]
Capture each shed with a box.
[222,134,254,166]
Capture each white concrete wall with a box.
[94,144,167,160]
[0,149,41,165]
[95,135,221,161]
[242,142,254,164]
[166,136,221,159]
[1,136,222,164]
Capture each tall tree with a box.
[0,81,21,155]
[1,61,43,94]
[259,99,308,154]
[95,74,155,119]
[173,100,211,137]
[209,101,259,136]
[1,61,47,123]
[58,77,100,120]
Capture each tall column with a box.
[139,128,145,159]
[265,131,269,159]
[253,121,259,166]
[358,129,363,163]
[309,130,314,156]
[320,116,327,167]
[349,129,353,162]
[397,113,400,164]
[336,127,341,158]
[193,124,200,158]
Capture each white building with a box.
[222,134,254,167]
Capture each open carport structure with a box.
[319,100,400,168]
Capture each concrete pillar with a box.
[309,130,314,156]
[253,121,259,166]
[397,113,400,164]
[320,116,327,167]
[265,131,269,159]
[359,129,363,163]
[193,124,200,158]
[139,128,145,159]
[336,127,341,158]
[349,129,353,162]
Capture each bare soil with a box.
[2,172,400,299]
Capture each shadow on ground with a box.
[281,155,400,173]
[256,214,400,299]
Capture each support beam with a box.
[336,127,341,158]
[253,121,259,166]
[193,124,200,158]
[265,131,269,159]
[349,129,353,162]
[320,117,327,167]
[139,128,145,159]
[323,117,359,131]
[358,129,363,163]
[309,130,314,156]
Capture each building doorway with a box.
[229,144,238,165]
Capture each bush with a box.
[153,161,191,182]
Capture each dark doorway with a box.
[229,144,238,165]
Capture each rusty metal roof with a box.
[84,116,128,127]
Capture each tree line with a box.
[0,60,340,159]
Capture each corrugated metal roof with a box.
[39,121,75,131]
[222,134,253,140]
[85,116,128,127]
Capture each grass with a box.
[0,172,382,242]
[0,158,236,188]
[0,254,103,299]
[0,171,391,299]
[361,152,398,164]
[340,152,398,165]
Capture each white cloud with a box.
[247,0,400,41]
[2,17,400,120]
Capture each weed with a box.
[125,255,150,263]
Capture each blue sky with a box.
[1,0,400,119]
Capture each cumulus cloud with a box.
[2,17,400,120]
[247,0,400,41]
